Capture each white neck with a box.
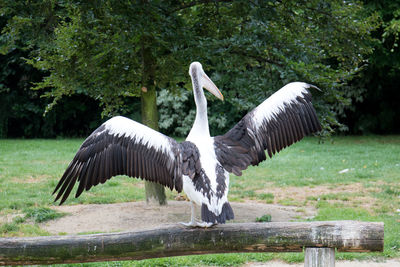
[187,75,210,139]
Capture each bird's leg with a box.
[180,202,214,228]
[180,202,198,226]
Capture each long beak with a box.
[202,72,224,101]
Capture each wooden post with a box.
[0,221,383,266]
[305,247,335,267]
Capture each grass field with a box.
[0,136,399,266]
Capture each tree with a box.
[0,1,104,138]
[343,0,400,134]
[1,0,378,202]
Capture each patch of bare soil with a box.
[0,213,23,224]
[41,201,315,235]
[257,183,378,212]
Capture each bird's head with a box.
[189,62,224,101]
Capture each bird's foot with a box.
[180,220,215,228]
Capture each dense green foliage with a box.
[344,0,400,134]
[0,0,384,138]
[0,48,105,138]
[0,1,104,137]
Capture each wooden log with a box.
[304,247,335,267]
[0,221,383,266]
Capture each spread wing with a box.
[213,82,321,176]
[53,116,182,204]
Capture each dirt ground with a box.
[256,182,378,212]
[42,182,378,235]
[41,200,315,234]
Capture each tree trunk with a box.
[141,37,167,205]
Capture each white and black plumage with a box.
[53,61,321,227]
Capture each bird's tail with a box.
[201,202,234,224]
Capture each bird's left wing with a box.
[53,116,182,204]
[213,82,321,176]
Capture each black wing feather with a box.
[214,83,321,176]
[53,116,183,204]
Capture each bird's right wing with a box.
[53,116,182,204]
[213,82,321,176]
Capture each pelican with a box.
[53,62,321,227]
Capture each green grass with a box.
[0,219,51,237]
[237,135,400,187]
[0,136,399,265]
[0,139,149,212]
[24,207,66,223]
[255,214,272,222]
[257,192,274,203]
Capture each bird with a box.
[53,61,321,227]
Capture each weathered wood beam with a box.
[0,221,383,266]
[305,247,335,267]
